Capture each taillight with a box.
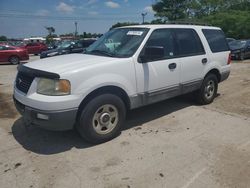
[227,53,231,65]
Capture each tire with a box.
[195,74,218,105]
[240,52,245,61]
[76,94,126,144]
[9,56,19,65]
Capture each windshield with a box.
[229,40,246,49]
[57,41,74,49]
[84,28,149,58]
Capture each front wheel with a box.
[76,94,126,144]
[195,74,218,105]
[9,56,19,65]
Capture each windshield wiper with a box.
[86,50,115,57]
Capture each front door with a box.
[135,29,180,104]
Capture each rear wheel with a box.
[77,94,126,144]
[9,56,19,65]
[196,74,218,105]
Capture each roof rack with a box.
[166,21,211,26]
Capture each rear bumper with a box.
[14,97,78,131]
[220,70,230,82]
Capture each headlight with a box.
[47,52,58,56]
[37,78,71,96]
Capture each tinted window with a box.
[6,47,15,50]
[82,40,95,48]
[202,29,229,53]
[0,46,11,50]
[75,42,83,48]
[174,29,205,56]
[145,29,176,59]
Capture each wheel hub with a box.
[100,113,111,124]
[205,80,215,99]
[92,104,119,135]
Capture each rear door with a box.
[174,28,207,93]
[25,43,34,54]
[33,43,41,54]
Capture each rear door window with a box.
[202,29,229,53]
[174,28,205,57]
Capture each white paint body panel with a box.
[14,24,231,111]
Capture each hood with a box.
[24,54,121,75]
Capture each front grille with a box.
[16,72,34,94]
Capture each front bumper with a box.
[14,97,78,131]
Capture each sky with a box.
[0,0,156,38]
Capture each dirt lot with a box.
[0,57,250,188]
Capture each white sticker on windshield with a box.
[127,31,143,36]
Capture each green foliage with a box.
[110,22,139,30]
[151,0,250,38]
[152,0,189,21]
[203,10,250,39]
[0,35,7,41]
[78,32,102,38]
[45,26,56,44]
[45,27,55,36]
[150,18,166,24]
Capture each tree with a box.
[203,10,250,39]
[45,27,56,44]
[110,22,139,30]
[0,36,7,41]
[152,0,189,21]
[151,0,250,39]
[151,18,166,24]
[45,26,55,36]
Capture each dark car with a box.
[47,41,61,50]
[0,45,29,64]
[40,39,96,59]
[21,42,48,55]
[226,38,236,43]
[229,40,250,60]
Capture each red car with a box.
[0,45,29,64]
[22,43,48,55]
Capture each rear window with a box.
[202,29,229,53]
[174,29,205,57]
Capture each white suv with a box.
[14,25,231,143]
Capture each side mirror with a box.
[140,46,164,63]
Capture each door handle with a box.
[202,58,208,64]
[168,63,177,70]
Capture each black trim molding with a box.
[129,79,203,109]
[17,65,60,79]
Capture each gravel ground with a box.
[0,56,250,188]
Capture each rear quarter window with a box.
[202,29,229,53]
